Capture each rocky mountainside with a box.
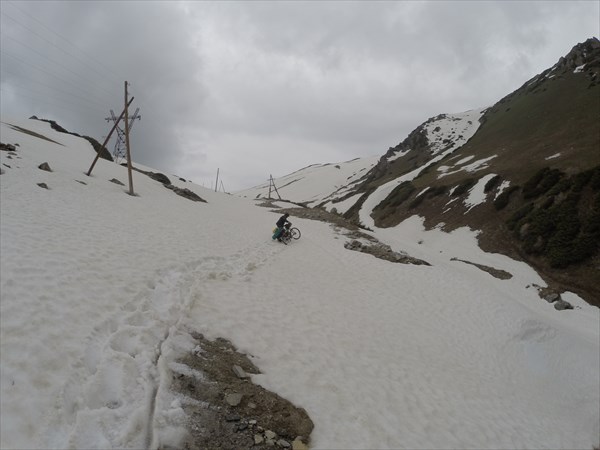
[248,38,600,306]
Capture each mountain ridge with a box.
[239,37,600,306]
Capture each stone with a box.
[248,420,257,425]
[248,402,257,409]
[292,438,309,450]
[544,293,560,303]
[147,171,171,185]
[264,430,277,440]
[554,300,573,311]
[0,143,16,152]
[277,439,291,448]
[109,178,125,186]
[265,439,275,447]
[225,414,240,422]
[232,365,248,379]
[225,393,243,406]
[163,184,207,202]
[37,182,49,189]
[237,422,248,431]
[254,435,264,445]
[38,162,52,172]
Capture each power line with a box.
[0,9,123,87]
[0,87,106,115]
[0,50,110,108]
[0,33,118,99]
[4,1,124,83]
[0,81,106,114]
[1,65,109,110]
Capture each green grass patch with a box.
[522,167,564,199]
[508,168,600,267]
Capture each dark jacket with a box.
[276,215,290,228]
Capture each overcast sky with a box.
[1,1,598,191]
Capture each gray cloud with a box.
[1,1,598,190]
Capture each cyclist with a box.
[273,213,291,242]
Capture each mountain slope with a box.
[242,38,600,306]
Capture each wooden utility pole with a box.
[86,96,134,176]
[215,168,219,192]
[268,174,281,200]
[124,81,135,196]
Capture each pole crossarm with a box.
[86,96,134,176]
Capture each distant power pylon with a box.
[105,107,141,163]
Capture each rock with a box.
[38,162,52,172]
[37,182,49,189]
[75,180,87,185]
[0,168,4,175]
[277,439,291,448]
[0,143,16,152]
[237,422,248,431]
[248,402,257,409]
[265,439,275,447]
[554,300,573,310]
[225,414,240,422]
[225,393,243,406]
[292,439,309,450]
[232,365,248,379]
[163,183,207,202]
[109,178,125,186]
[264,430,277,440]
[544,293,560,303]
[254,434,264,445]
[248,420,257,425]
[147,171,171,184]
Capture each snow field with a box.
[1,118,599,449]
[0,119,280,448]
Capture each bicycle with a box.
[280,223,301,244]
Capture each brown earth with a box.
[169,332,313,450]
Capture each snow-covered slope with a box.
[1,118,599,450]
[237,156,380,206]
[238,108,487,218]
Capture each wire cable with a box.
[0,87,107,115]
[0,50,111,108]
[0,33,119,99]
[0,9,124,86]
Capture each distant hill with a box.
[240,37,600,306]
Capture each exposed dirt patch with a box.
[170,333,313,450]
[450,257,513,280]
[345,240,430,266]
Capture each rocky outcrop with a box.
[344,239,430,265]
[29,117,113,161]
[128,165,207,203]
[170,333,313,449]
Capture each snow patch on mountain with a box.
[423,108,487,156]
[238,156,379,206]
[464,173,497,212]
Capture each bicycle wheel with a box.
[290,227,301,240]
[281,232,292,244]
